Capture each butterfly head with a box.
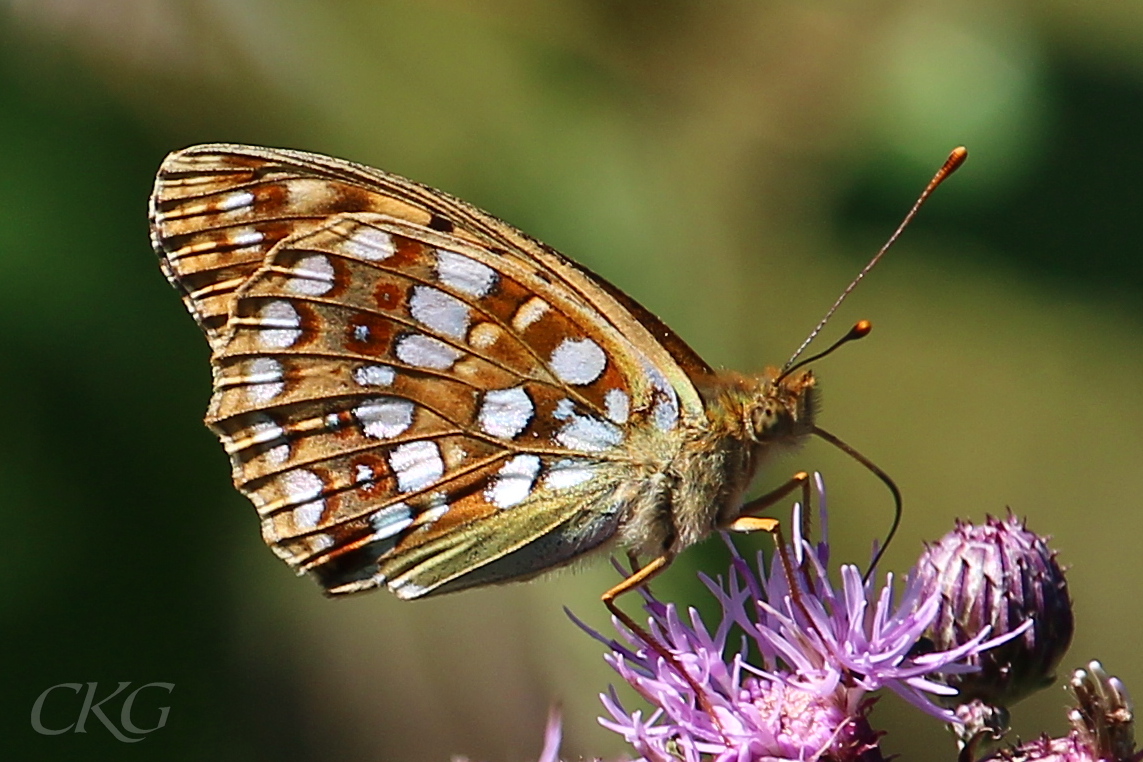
[751,368,817,446]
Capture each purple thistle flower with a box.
[574,475,1021,762]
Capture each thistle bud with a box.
[997,661,1136,762]
[915,512,1073,709]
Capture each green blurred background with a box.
[2,1,1141,760]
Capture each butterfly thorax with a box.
[618,368,817,560]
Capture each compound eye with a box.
[751,405,779,436]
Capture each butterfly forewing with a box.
[150,145,712,387]
[150,145,715,599]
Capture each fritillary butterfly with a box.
[148,144,964,607]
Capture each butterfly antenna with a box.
[782,147,968,373]
[811,425,901,581]
[776,319,871,383]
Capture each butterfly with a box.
[148,143,964,613]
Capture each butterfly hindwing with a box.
[203,211,697,595]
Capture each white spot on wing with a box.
[389,441,445,493]
[409,285,470,339]
[550,337,607,385]
[265,443,289,466]
[287,254,335,296]
[244,357,285,405]
[353,324,370,342]
[371,502,413,540]
[248,417,289,465]
[354,397,414,439]
[419,500,450,526]
[390,580,428,599]
[435,250,496,296]
[218,190,255,211]
[294,503,324,531]
[396,334,461,370]
[544,459,596,490]
[283,469,323,505]
[477,386,534,439]
[511,296,549,333]
[246,418,286,446]
[354,464,374,485]
[345,226,396,261]
[486,454,541,508]
[230,227,265,249]
[257,300,301,348]
[553,398,575,420]
[652,395,679,431]
[641,358,679,431]
[556,414,622,452]
[353,364,396,387]
[283,469,325,530]
[604,389,630,424]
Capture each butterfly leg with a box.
[726,515,790,583]
[731,472,811,563]
[733,470,814,550]
[602,553,671,611]
[727,514,825,643]
[726,515,780,534]
[722,472,811,572]
[735,470,811,523]
[602,556,725,727]
[602,555,672,651]
[728,474,830,645]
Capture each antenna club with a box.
[852,319,872,338]
[939,147,968,181]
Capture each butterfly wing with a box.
[150,143,713,379]
[150,144,713,598]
